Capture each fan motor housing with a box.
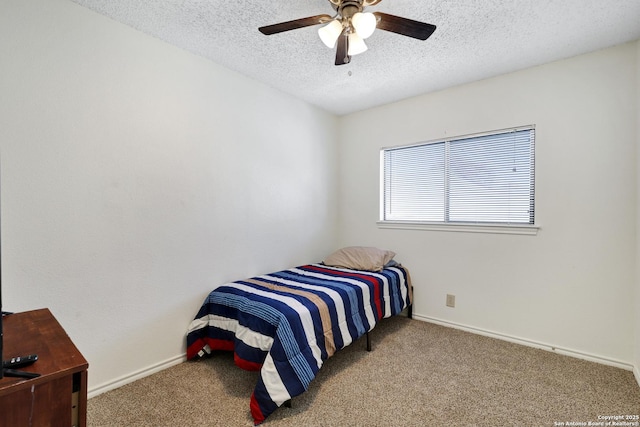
[329,0,381,6]
[328,0,380,14]
[340,2,361,19]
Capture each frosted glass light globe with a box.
[351,12,376,39]
[318,20,343,48]
[348,32,368,55]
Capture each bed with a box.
[186,247,412,425]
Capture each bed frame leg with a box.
[284,399,292,408]
[366,331,371,352]
[408,304,413,319]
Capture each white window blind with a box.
[382,127,535,225]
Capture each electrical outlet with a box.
[446,294,456,308]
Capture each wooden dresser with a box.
[0,308,88,427]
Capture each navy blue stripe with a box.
[207,289,315,387]
[276,269,366,339]
[234,279,330,360]
[257,273,346,352]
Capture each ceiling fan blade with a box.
[259,14,332,35]
[335,30,351,66]
[373,12,436,40]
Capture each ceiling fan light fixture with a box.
[347,32,367,55]
[318,19,343,48]
[351,12,376,39]
[259,0,437,66]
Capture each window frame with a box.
[378,126,539,236]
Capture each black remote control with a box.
[2,354,38,369]
[3,369,40,378]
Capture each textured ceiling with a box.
[69,0,640,115]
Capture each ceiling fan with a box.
[259,0,436,66]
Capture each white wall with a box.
[338,42,638,368]
[0,0,338,393]
[635,40,640,385]
[1,0,638,396]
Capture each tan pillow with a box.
[323,246,396,272]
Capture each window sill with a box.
[377,221,539,236]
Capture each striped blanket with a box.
[186,263,412,425]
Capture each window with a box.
[380,126,535,230]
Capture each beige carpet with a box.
[88,317,640,426]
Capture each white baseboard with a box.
[87,318,640,398]
[88,354,186,399]
[413,314,635,372]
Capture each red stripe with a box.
[250,392,265,425]
[304,265,383,319]
[186,338,234,360]
[234,353,263,371]
[186,338,207,360]
[189,337,263,372]
[205,338,235,352]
